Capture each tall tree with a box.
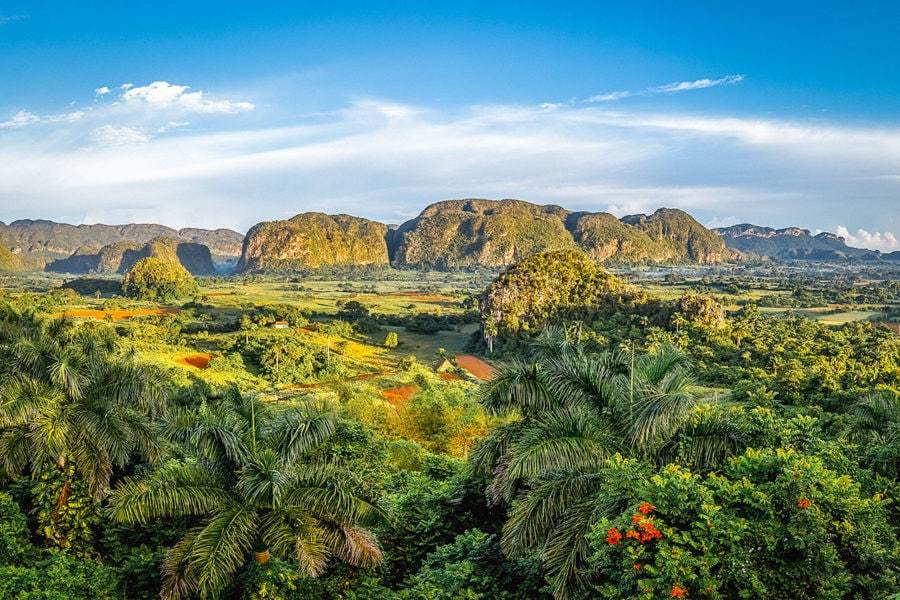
[0,312,166,499]
[107,389,388,599]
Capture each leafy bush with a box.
[586,449,900,599]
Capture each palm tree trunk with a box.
[53,479,72,519]
[53,454,71,519]
[254,549,270,564]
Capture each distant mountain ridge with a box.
[45,237,217,276]
[714,223,893,261]
[240,199,732,271]
[5,205,895,274]
[0,219,243,266]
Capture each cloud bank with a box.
[0,81,897,247]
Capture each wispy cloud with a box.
[0,14,25,26]
[0,88,897,234]
[0,109,84,129]
[90,125,149,146]
[650,74,745,94]
[588,74,745,102]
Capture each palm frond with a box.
[478,360,555,416]
[107,461,234,524]
[320,522,383,569]
[284,463,389,526]
[500,407,615,501]
[162,528,202,600]
[266,406,337,464]
[657,406,747,469]
[189,505,258,599]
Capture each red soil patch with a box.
[176,353,213,369]
[455,354,496,380]
[382,384,418,405]
[53,307,180,321]
[439,372,464,382]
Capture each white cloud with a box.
[0,110,40,129]
[0,14,25,25]
[120,83,134,90]
[95,86,111,96]
[0,109,84,129]
[588,90,633,102]
[121,81,254,114]
[834,226,899,252]
[650,74,745,94]
[588,74,745,103]
[90,125,149,146]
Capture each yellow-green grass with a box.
[197,279,468,316]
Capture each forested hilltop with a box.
[244,200,733,271]
[0,247,897,599]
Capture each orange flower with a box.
[632,513,644,524]
[671,584,687,598]
[606,527,622,545]
[625,529,641,540]
[797,498,811,509]
[638,502,656,515]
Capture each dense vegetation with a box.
[122,257,199,301]
[0,248,897,599]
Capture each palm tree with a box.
[844,392,900,444]
[844,392,900,477]
[107,389,387,599]
[472,340,742,598]
[0,312,166,500]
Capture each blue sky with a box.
[1,1,898,250]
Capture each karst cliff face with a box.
[237,213,390,271]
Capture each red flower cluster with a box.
[797,498,811,509]
[627,511,663,544]
[606,527,622,545]
[670,584,687,598]
[633,563,642,571]
[638,501,656,515]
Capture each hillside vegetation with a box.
[621,208,732,263]
[121,256,199,300]
[238,199,733,273]
[482,249,634,334]
[238,212,390,271]
[46,237,216,275]
[0,245,24,272]
[390,199,577,268]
